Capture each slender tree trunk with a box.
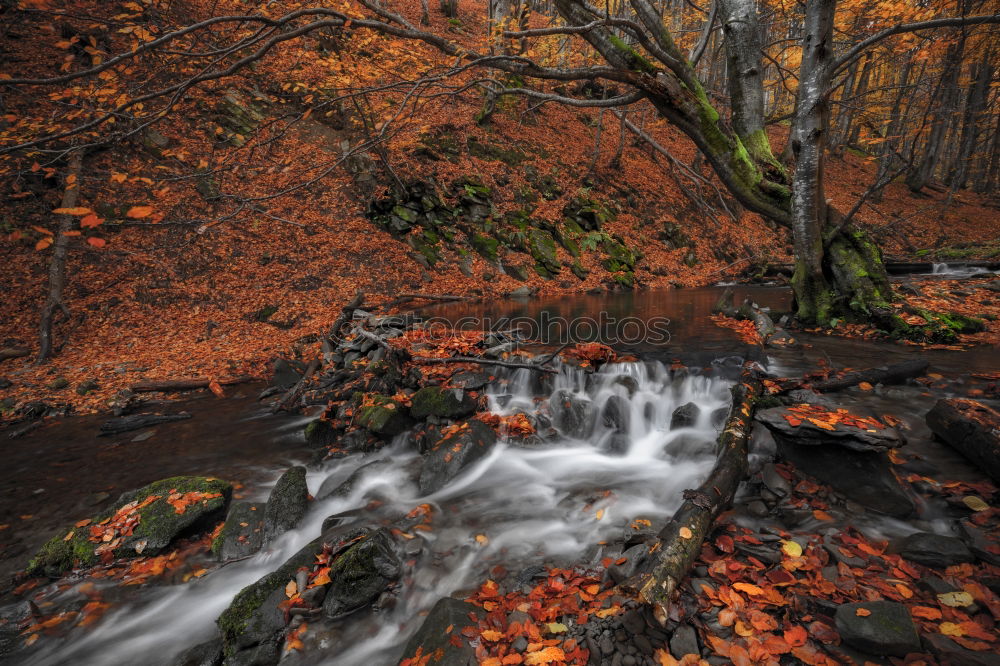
[38,150,84,363]
[948,52,992,190]
[844,54,874,147]
[788,0,837,323]
[831,56,860,154]
[907,39,965,192]
[974,110,1000,194]
[871,57,914,203]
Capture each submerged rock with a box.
[173,639,223,666]
[27,476,231,577]
[409,386,477,420]
[897,532,974,568]
[834,601,920,657]
[601,395,630,434]
[757,406,903,453]
[419,419,497,494]
[398,597,483,664]
[263,466,309,543]
[98,412,192,436]
[213,501,264,561]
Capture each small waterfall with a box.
[20,361,734,666]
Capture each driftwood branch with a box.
[129,375,255,393]
[807,359,928,392]
[621,365,761,615]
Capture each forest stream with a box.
[1,283,998,666]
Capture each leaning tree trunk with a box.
[38,150,84,363]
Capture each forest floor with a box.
[1,0,999,416]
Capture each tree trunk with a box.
[718,0,781,168]
[948,53,992,190]
[907,39,965,192]
[870,57,914,203]
[38,150,84,363]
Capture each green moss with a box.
[608,35,655,73]
[527,229,560,277]
[356,394,411,435]
[470,233,499,262]
[467,138,530,166]
[27,532,98,577]
[218,536,323,653]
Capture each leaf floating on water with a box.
[963,496,989,511]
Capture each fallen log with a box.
[621,365,761,616]
[808,359,928,392]
[926,398,1000,484]
[99,412,192,435]
[129,376,255,393]
[0,347,30,363]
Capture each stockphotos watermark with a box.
[419,311,671,345]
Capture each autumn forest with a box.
[1,0,1000,665]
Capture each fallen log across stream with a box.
[806,359,929,392]
[622,364,762,617]
[926,398,1000,485]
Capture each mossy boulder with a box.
[356,394,412,437]
[28,476,231,577]
[528,229,560,277]
[467,138,529,166]
[213,501,264,561]
[262,466,309,543]
[217,535,327,659]
[563,194,614,231]
[303,418,338,447]
[409,386,477,420]
[470,232,499,262]
[322,528,401,619]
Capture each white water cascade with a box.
[18,361,734,666]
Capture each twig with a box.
[410,356,558,373]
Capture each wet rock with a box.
[757,406,903,453]
[271,358,304,389]
[409,386,477,420]
[263,466,309,542]
[508,286,535,299]
[27,476,231,577]
[0,600,35,656]
[606,433,630,455]
[602,395,630,434]
[398,597,484,664]
[612,375,639,397]
[173,638,223,666]
[746,500,769,517]
[550,389,593,439]
[449,370,491,391]
[213,502,264,561]
[924,632,1000,666]
[670,402,700,429]
[760,463,791,498]
[670,623,700,659]
[897,532,974,568]
[916,576,960,597]
[303,419,338,448]
[99,412,192,435]
[419,419,497,494]
[322,529,401,619]
[710,407,728,429]
[775,439,915,518]
[834,601,920,657]
[355,394,411,437]
[217,535,326,664]
[957,521,1000,566]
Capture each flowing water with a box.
[13,362,733,665]
[3,285,999,666]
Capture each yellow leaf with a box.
[963,496,989,512]
[858,382,873,391]
[110,172,128,183]
[480,630,503,641]
[678,526,693,539]
[546,622,568,634]
[524,647,566,665]
[285,580,297,598]
[733,582,764,596]
[939,622,963,636]
[475,534,489,545]
[53,207,92,215]
[781,540,803,557]
[595,509,605,521]
[855,608,871,617]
